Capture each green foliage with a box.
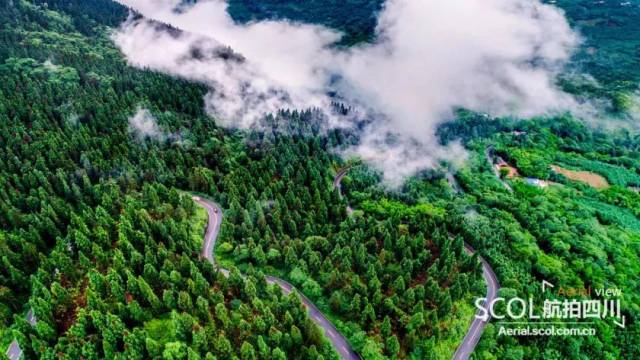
[218,242,234,253]
[144,318,175,345]
[2,1,640,360]
[506,148,551,179]
[0,1,340,359]
[224,0,384,45]
[440,114,640,359]
[554,0,640,91]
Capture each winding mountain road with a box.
[332,168,500,360]
[192,196,360,360]
[453,245,500,360]
[333,167,354,214]
[6,340,21,360]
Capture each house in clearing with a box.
[495,157,519,178]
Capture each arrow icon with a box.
[614,316,626,329]
[542,280,554,292]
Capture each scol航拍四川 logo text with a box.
[474,280,626,336]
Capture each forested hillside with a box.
[0,1,480,359]
[1,0,640,359]
[226,0,640,116]
[435,115,640,359]
[0,1,342,358]
[225,0,384,45]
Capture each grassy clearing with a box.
[551,165,610,189]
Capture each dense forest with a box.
[435,114,640,359]
[1,0,640,359]
[225,0,383,45]
[0,0,479,359]
[0,0,343,358]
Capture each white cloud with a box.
[43,59,61,72]
[113,0,580,185]
[112,2,338,128]
[626,91,640,121]
[128,107,168,140]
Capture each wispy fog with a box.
[113,0,579,185]
[128,107,169,141]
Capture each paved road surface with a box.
[333,168,500,360]
[452,245,500,360]
[26,308,36,326]
[192,196,360,360]
[333,167,350,189]
[333,167,354,214]
[6,340,21,360]
[5,307,38,359]
[445,172,462,194]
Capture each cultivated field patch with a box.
[551,165,610,189]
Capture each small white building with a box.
[525,178,548,188]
